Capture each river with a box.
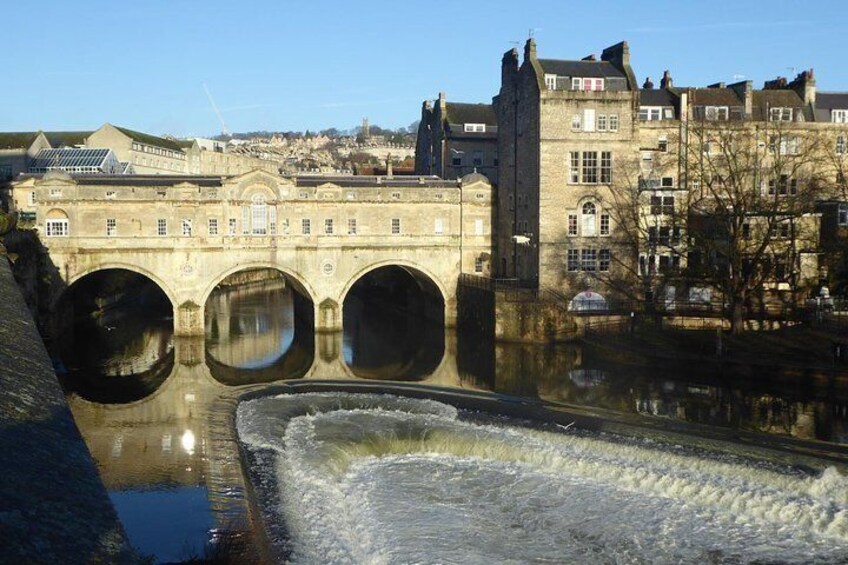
[53,279,848,563]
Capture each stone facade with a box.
[11,169,493,335]
[416,93,499,184]
[487,38,846,308]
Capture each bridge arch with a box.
[338,260,449,309]
[56,262,178,312]
[202,262,318,308]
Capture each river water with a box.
[55,280,848,563]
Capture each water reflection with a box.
[205,279,294,369]
[59,280,848,561]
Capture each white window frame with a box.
[769,107,793,122]
[705,106,729,121]
[106,218,116,237]
[583,109,596,132]
[181,218,192,237]
[597,114,607,132]
[474,218,484,235]
[474,257,484,273]
[571,114,582,130]
[228,218,237,235]
[324,218,334,235]
[391,218,401,235]
[45,219,68,237]
[208,218,218,235]
[544,74,557,90]
[832,109,848,124]
[157,218,167,236]
[463,123,486,133]
[302,218,311,235]
[348,218,357,235]
[609,114,619,131]
[581,202,597,236]
[838,203,848,226]
[837,135,846,155]
[639,106,663,121]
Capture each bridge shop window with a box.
[45,218,69,237]
[391,218,401,235]
[348,218,357,235]
[435,218,444,235]
[324,218,334,235]
[228,218,237,235]
[302,219,311,235]
[181,219,193,237]
[157,219,167,236]
[208,218,218,236]
[250,194,268,235]
[106,218,117,237]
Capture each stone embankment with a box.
[0,256,137,563]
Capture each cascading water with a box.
[238,393,848,564]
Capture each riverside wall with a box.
[0,256,136,563]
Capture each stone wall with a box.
[0,256,137,563]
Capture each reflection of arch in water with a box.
[205,337,314,386]
[203,265,315,385]
[60,348,175,404]
[341,263,446,381]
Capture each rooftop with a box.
[538,59,626,79]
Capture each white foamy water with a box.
[237,392,848,564]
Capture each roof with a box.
[444,103,497,126]
[688,88,742,107]
[293,175,458,188]
[44,131,91,148]
[640,89,677,107]
[30,148,112,170]
[752,90,809,120]
[113,126,186,152]
[817,92,848,110]
[538,59,625,79]
[27,174,225,187]
[0,132,40,150]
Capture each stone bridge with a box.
[10,169,493,334]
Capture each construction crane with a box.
[202,82,231,138]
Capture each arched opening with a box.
[342,265,445,380]
[204,267,314,385]
[51,268,174,403]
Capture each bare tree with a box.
[681,120,826,332]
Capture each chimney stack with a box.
[660,70,673,89]
[643,77,654,89]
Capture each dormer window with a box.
[544,74,557,90]
[572,78,604,91]
[463,123,486,133]
[832,109,848,123]
[769,107,793,122]
[704,106,729,121]
[639,107,663,121]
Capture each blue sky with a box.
[4,0,847,137]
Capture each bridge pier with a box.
[175,300,205,336]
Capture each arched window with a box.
[45,209,69,237]
[581,201,596,236]
[251,194,267,235]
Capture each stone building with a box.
[415,93,498,184]
[483,38,848,309]
[494,39,638,302]
[0,131,90,180]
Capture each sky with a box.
[4,0,848,138]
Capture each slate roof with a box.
[113,126,186,152]
[71,175,223,187]
[817,92,848,110]
[44,131,91,148]
[751,90,810,121]
[294,175,457,188]
[640,89,677,107]
[444,103,497,126]
[0,132,40,150]
[688,88,742,107]
[538,59,625,79]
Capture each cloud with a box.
[629,20,814,33]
